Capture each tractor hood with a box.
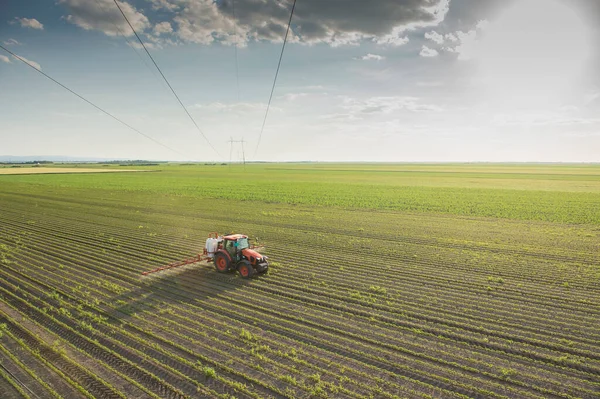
[242,248,263,261]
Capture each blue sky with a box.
[1,0,599,162]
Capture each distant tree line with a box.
[0,160,54,165]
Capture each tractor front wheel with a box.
[214,253,230,273]
[237,260,254,279]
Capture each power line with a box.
[93,0,164,87]
[112,0,221,158]
[254,0,297,157]
[232,0,241,101]
[0,44,191,159]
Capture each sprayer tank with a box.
[205,238,220,258]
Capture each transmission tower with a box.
[227,137,247,170]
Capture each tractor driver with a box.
[233,240,240,260]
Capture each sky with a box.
[1,0,600,162]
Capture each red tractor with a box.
[206,233,269,278]
[142,233,268,278]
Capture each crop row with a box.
[0,234,476,399]
[0,275,266,399]
[2,189,597,270]
[2,211,596,374]
[6,198,597,305]
[4,194,597,289]
[2,207,597,327]
[2,231,596,399]
[2,211,592,358]
[1,189,599,398]
[4,170,600,224]
[2,231,446,399]
[1,255,446,398]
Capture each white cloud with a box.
[14,55,41,70]
[321,32,364,47]
[374,28,410,46]
[355,53,386,61]
[57,0,150,37]
[447,29,479,60]
[149,0,180,11]
[153,21,173,36]
[0,55,11,64]
[3,38,21,46]
[173,1,237,46]
[340,96,443,117]
[280,92,328,102]
[424,30,444,44]
[318,112,361,122]
[172,0,447,47]
[453,20,489,60]
[419,45,439,57]
[191,101,280,114]
[281,93,309,101]
[12,17,44,30]
[427,20,488,60]
[131,41,158,50]
[54,0,449,48]
[444,33,458,42]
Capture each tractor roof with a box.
[223,234,248,240]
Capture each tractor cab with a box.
[223,234,249,260]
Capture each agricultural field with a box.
[0,167,142,175]
[0,163,599,399]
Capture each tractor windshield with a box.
[237,237,249,250]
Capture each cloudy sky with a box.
[1,0,599,161]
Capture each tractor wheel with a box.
[237,260,254,279]
[214,253,230,273]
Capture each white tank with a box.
[205,238,219,258]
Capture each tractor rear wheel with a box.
[237,260,254,279]
[214,253,230,273]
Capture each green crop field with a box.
[0,163,599,399]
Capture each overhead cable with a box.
[112,0,221,158]
[254,0,297,157]
[93,0,164,86]
[232,0,241,101]
[0,44,191,159]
